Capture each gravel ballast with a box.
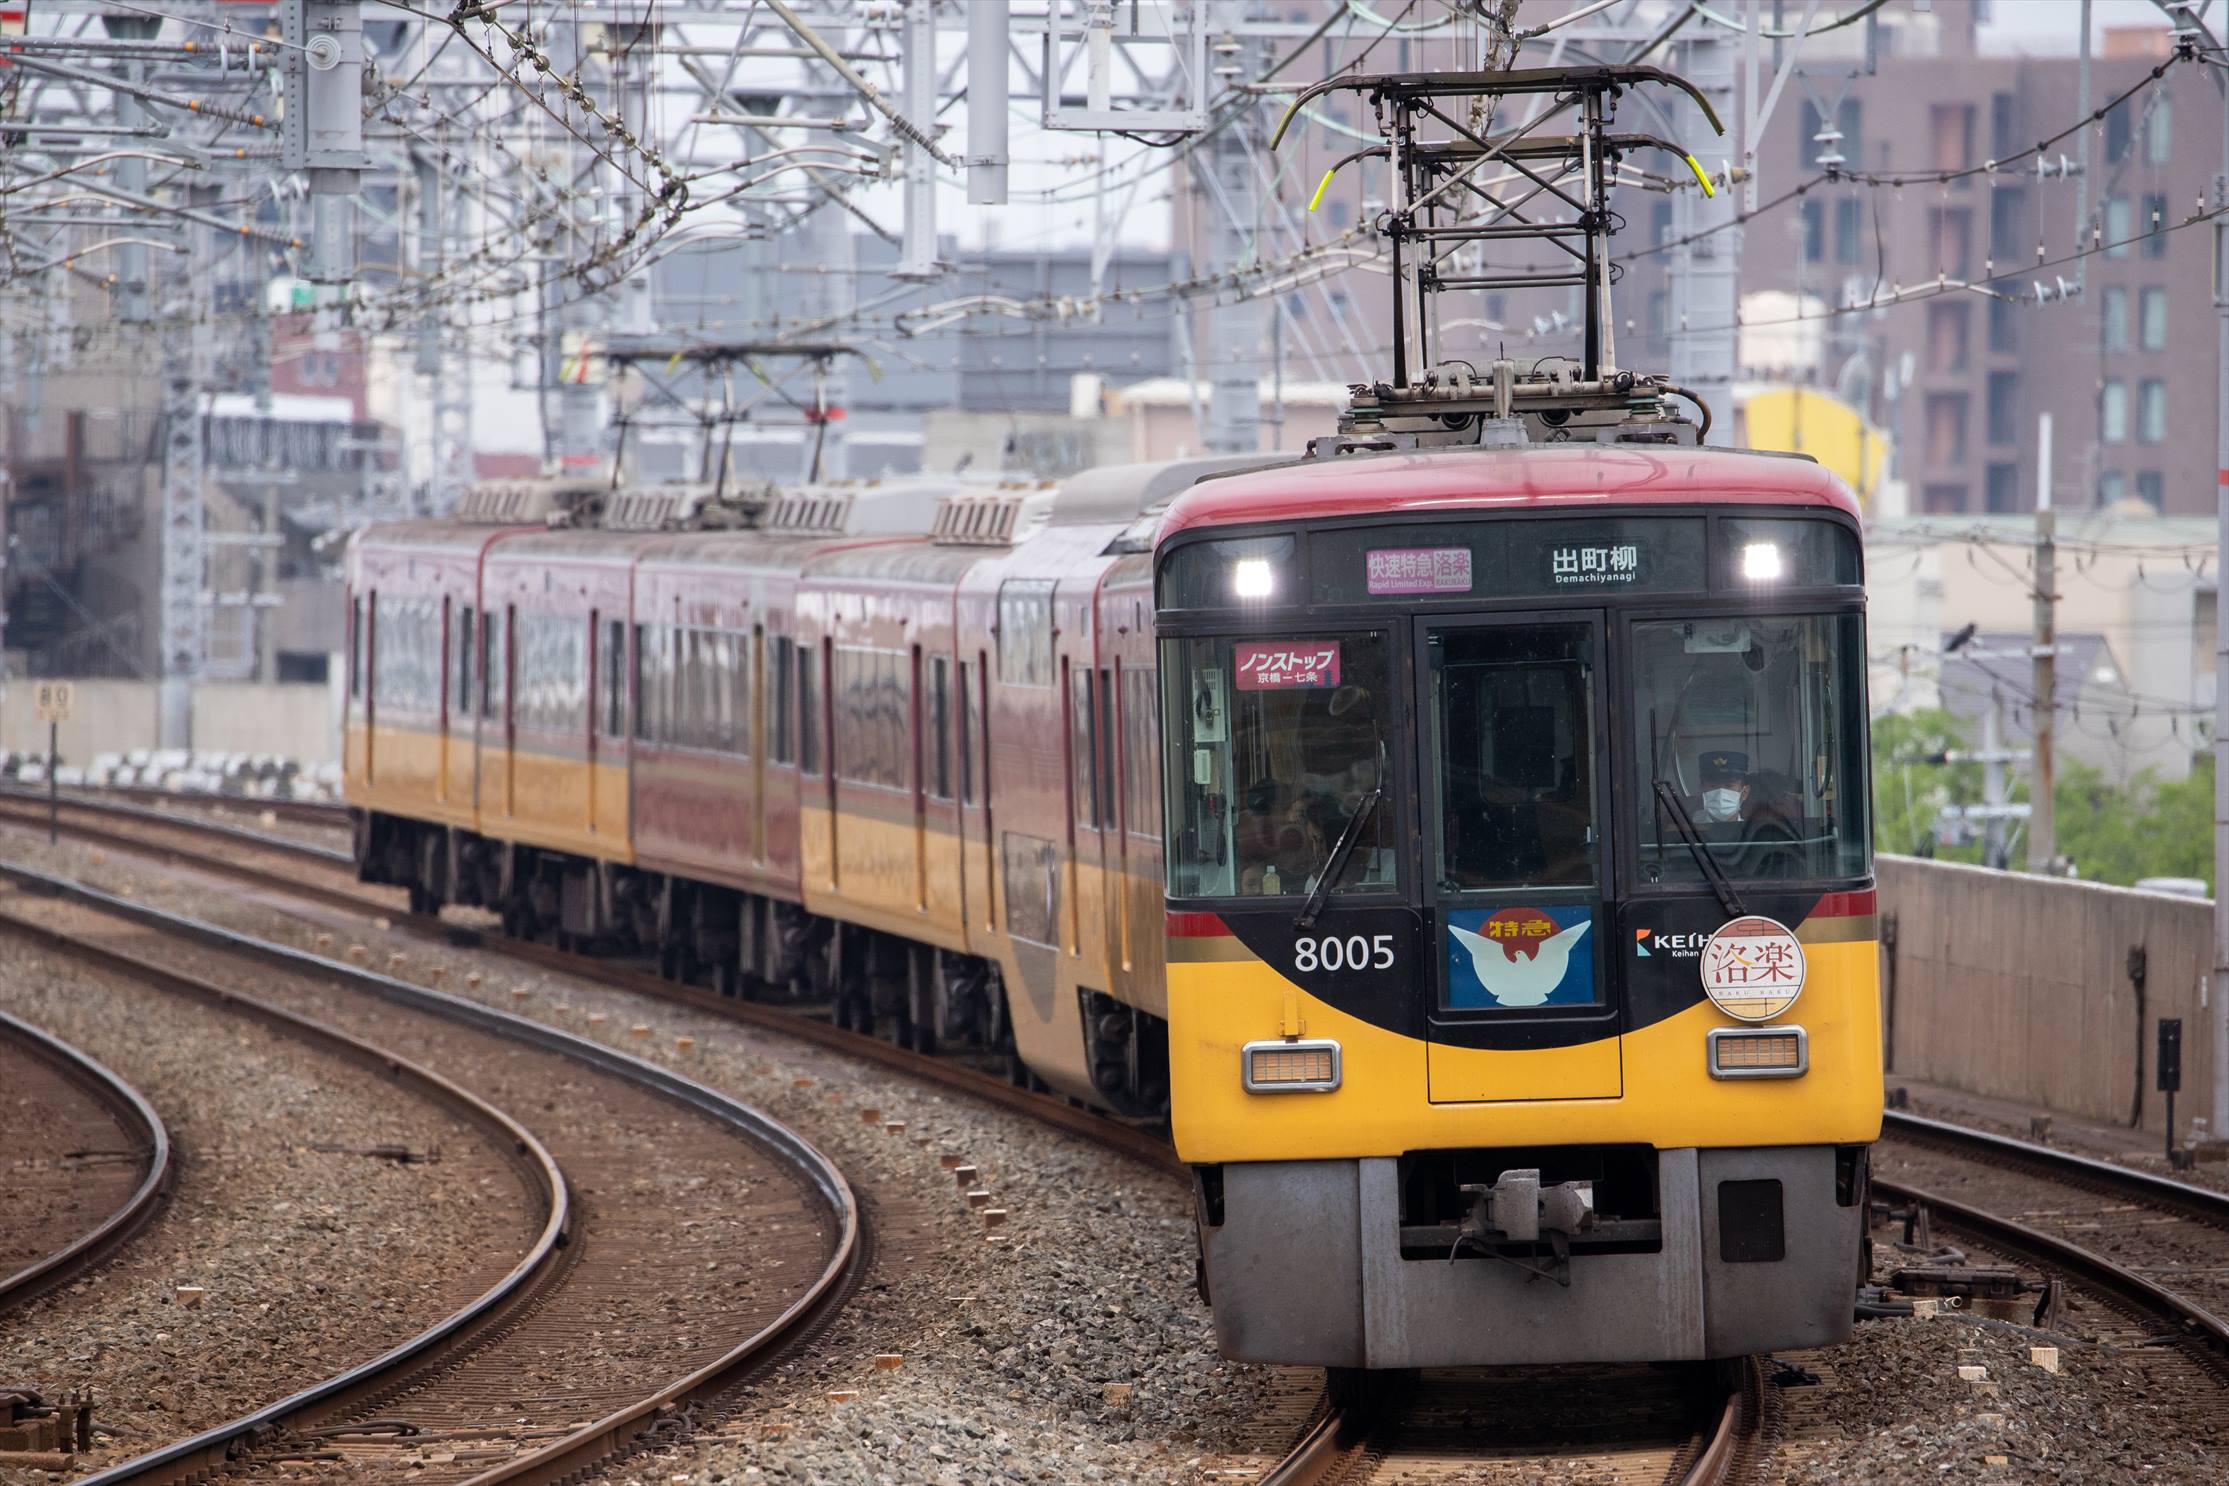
[17,828,2229,1484]
[0,931,536,1483]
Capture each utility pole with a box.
[2209,0,2229,1157]
[2030,412,2058,872]
[966,1,1010,206]
[1201,0,1265,454]
[1668,26,1738,445]
[1983,686,2009,870]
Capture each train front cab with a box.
[1158,463,1883,1368]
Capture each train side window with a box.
[350,595,365,701]
[1120,665,1160,839]
[1097,666,1118,830]
[928,656,952,800]
[798,642,822,775]
[633,623,654,742]
[600,617,625,738]
[771,635,796,765]
[374,591,438,714]
[1070,664,1098,827]
[727,630,750,757]
[483,607,508,722]
[453,606,476,718]
[956,660,974,804]
[997,579,1057,686]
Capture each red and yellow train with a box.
[348,437,1882,1370]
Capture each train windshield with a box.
[1162,631,1398,900]
[1631,613,1870,885]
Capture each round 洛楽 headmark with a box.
[1699,915,1806,1022]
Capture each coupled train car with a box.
[347,432,1883,1371]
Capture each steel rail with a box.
[0,877,573,1486]
[1871,1171,2229,1371]
[0,1009,174,1311]
[0,790,1183,1176]
[36,784,348,829]
[0,788,355,864]
[2,793,1785,1482]
[1258,1354,1764,1486]
[0,859,860,1486]
[1883,1108,2229,1230]
[1875,1110,2229,1372]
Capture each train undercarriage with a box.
[353,807,1167,1111]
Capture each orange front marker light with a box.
[1243,1039,1341,1093]
[1708,1026,1808,1079]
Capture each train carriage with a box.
[345,435,1881,1374]
[1157,446,1880,1368]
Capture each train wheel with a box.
[407,884,440,917]
[711,962,742,999]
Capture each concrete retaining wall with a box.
[0,677,342,766]
[1880,854,2224,1139]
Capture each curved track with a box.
[1875,1110,2229,1372]
[0,792,1771,1483]
[0,1010,172,1313]
[0,860,859,1486]
[1265,1358,1765,1486]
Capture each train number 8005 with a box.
[1292,934,1395,974]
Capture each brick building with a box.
[1616,6,2219,516]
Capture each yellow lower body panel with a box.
[1170,937,1883,1163]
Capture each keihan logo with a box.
[1634,928,1711,958]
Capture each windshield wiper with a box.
[1296,788,1383,931]
[1653,779,1747,920]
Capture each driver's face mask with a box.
[1702,787,1742,822]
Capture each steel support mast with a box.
[1203,0,1267,455]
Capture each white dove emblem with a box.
[1449,920,1592,1007]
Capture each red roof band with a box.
[1157,446,1861,542]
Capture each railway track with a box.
[0,790,1771,1483]
[1874,1110,2229,1370]
[1265,1359,1765,1486]
[0,1010,172,1314]
[0,860,858,1486]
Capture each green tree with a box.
[1869,708,1985,862]
[2053,755,2213,892]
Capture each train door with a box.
[1415,611,1621,1103]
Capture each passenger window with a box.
[772,635,797,765]
[350,595,365,701]
[928,656,952,800]
[798,643,822,775]
[1070,664,1098,827]
[956,660,974,804]
[601,617,625,738]
[483,608,508,722]
[454,606,476,718]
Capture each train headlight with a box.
[1740,541,1784,581]
[1231,558,1276,599]
[1708,1026,1808,1079]
[1242,1038,1341,1092]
